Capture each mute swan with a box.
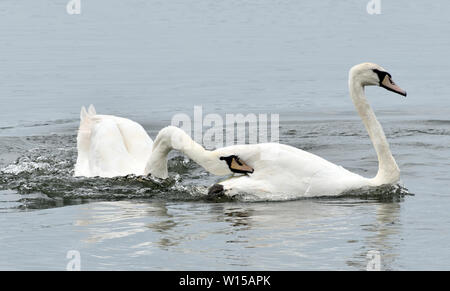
[74,105,153,177]
[146,63,407,199]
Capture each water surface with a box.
[1,0,449,270]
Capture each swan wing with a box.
[96,115,153,164]
[216,143,369,198]
[88,118,142,177]
[74,109,153,177]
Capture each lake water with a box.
[0,0,449,270]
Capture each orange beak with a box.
[381,74,407,97]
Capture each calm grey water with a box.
[1,0,449,270]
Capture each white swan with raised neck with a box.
[148,62,407,198]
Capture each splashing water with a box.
[0,134,411,210]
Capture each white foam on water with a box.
[1,159,51,175]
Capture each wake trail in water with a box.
[0,127,415,210]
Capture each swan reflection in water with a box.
[73,196,402,270]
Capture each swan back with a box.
[74,106,153,177]
[215,143,370,198]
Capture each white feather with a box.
[74,106,153,177]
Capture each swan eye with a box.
[372,69,392,85]
[220,155,254,174]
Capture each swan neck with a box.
[349,79,400,185]
[146,126,214,178]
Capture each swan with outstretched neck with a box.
[146,63,407,199]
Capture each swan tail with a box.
[79,105,98,131]
[75,105,97,176]
[80,106,88,121]
[80,105,97,120]
[88,104,96,116]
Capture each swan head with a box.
[349,63,407,97]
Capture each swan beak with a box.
[381,75,407,97]
[220,155,254,174]
[230,157,254,174]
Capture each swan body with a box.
[74,105,153,177]
[148,127,371,198]
[147,63,407,199]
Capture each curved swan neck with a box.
[349,78,400,185]
[145,126,215,178]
